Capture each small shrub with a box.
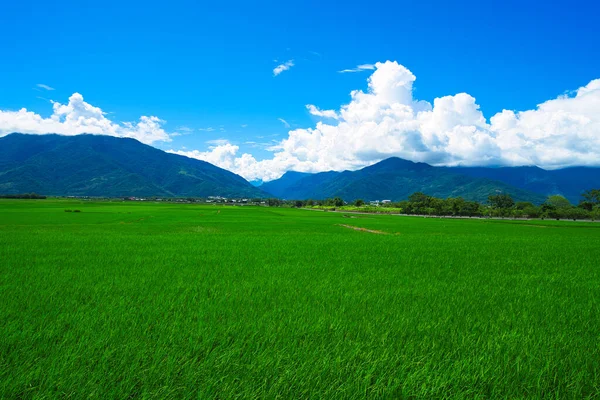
[64,209,72,212]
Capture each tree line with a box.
[0,193,47,199]
[273,189,600,221]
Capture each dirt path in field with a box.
[337,224,389,234]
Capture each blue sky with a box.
[1,0,599,180]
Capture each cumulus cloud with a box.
[168,142,272,180]
[306,104,338,119]
[5,63,599,183]
[338,64,376,73]
[273,60,294,76]
[173,61,600,182]
[206,139,230,146]
[488,79,600,168]
[0,92,170,144]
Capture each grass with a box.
[1,199,600,399]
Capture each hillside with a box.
[447,166,599,204]
[0,133,266,198]
[261,171,326,198]
[261,158,546,203]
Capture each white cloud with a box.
[244,139,280,150]
[338,64,376,73]
[168,144,239,171]
[488,79,600,168]
[6,63,600,183]
[278,118,290,128]
[273,60,294,76]
[173,61,600,182]
[169,142,288,181]
[168,141,268,179]
[0,92,170,144]
[206,139,230,146]
[306,104,338,119]
[171,126,194,137]
[36,84,55,91]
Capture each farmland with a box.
[1,199,600,398]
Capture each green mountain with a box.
[0,133,266,198]
[260,171,321,198]
[261,158,546,203]
[446,166,599,204]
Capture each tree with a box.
[306,199,314,207]
[462,201,482,217]
[544,195,571,209]
[332,197,344,207]
[515,201,534,210]
[267,198,281,207]
[582,189,600,205]
[580,189,600,210]
[294,200,304,208]
[354,199,365,207]
[541,196,572,220]
[397,200,411,214]
[565,207,589,221]
[522,205,541,218]
[0,193,46,199]
[408,192,430,204]
[450,197,466,216]
[488,194,514,209]
[429,197,445,216]
[408,192,431,214]
[591,206,600,221]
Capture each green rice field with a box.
[1,199,599,398]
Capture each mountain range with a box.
[1,133,598,203]
[260,158,552,204]
[445,166,599,204]
[261,159,599,204]
[0,133,265,198]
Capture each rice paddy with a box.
[1,199,599,398]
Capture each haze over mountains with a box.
[0,133,598,203]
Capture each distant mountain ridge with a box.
[0,133,266,198]
[2,134,597,203]
[260,158,559,204]
[445,166,599,204]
